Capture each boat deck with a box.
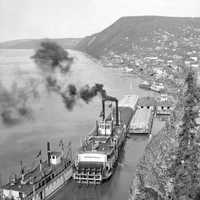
[80,107,134,154]
[129,108,154,134]
[2,158,72,196]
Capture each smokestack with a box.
[96,121,98,135]
[39,159,42,172]
[47,142,51,166]
[115,100,119,126]
[102,100,105,120]
[102,97,119,126]
[20,161,25,184]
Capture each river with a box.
[0,49,164,200]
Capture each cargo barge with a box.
[129,96,155,135]
[1,141,73,200]
[73,95,138,184]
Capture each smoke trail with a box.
[32,41,73,74]
[60,83,107,110]
[79,83,106,103]
[32,41,109,110]
[60,84,77,110]
[0,79,40,125]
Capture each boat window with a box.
[167,106,170,109]
[100,124,104,129]
[19,192,23,198]
[106,125,110,129]
[161,106,164,109]
[147,106,150,109]
[141,106,144,108]
[46,176,51,183]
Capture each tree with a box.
[168,70,200,200]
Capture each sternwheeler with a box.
[1,141,73,200]
[73,94,138,184]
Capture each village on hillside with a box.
[101,24,200,93]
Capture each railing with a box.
[74,169,103,184]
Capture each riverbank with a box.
[129,99,184,200]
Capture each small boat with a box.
[150,82,165,93]
[138,81,151,90]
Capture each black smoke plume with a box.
[0,79,40,125]
[32,41,73,74]
[79,83,106,103]
[32,41,110,110]
[60,84,77,110]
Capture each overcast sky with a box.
[0,0,200,42]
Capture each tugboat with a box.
[73,95,137,184]
[150,82,165,93]
[1,141,73,200]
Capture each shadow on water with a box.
[127,134,149,142]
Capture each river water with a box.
[0,49,164,200]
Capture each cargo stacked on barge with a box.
[1,142,73,200]
[129,97,155,134]
[73,95,138,184]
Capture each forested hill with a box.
[76,16,200,58]
[0,38,82,49]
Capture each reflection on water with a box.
[0,49,164,200]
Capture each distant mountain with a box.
[0,38,82,49]
[76,16,200,58]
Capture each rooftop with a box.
[138,97,156,107]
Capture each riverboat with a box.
[150,82,165,93]
[1,142,73,200]
[138,81,151,90]
[73,94,138,184]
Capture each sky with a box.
[0,0,200,42]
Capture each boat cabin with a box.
[50,152,62,165]
[156,99,174,115]
[97,120,113,136]
[137,96,156,111]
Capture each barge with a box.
[1,141,73,200]
[129,107,154,134]
[73,95,138,184]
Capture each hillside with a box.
[0,38,82,49]
[76,16,200,58]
